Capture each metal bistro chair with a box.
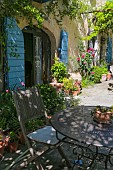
[6,86,71,170]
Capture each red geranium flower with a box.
[82,54,85,58]
[77,57,80,61]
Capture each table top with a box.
[51,106,113,148]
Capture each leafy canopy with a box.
[0,0,91,25]
[88,0,113,39]
[0,0,44,26]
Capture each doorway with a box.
[23,26,51,87]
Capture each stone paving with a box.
[76,79,113,107]
[1,79,113,170]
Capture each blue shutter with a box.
[60,30,68,65]
[106,37,112,64]
[4,17,25,90]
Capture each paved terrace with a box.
[1,79,113,170]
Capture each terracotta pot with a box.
[0,144,5,158]
[8,141,19,153]
[64,90,69,95]
[107,73,112,81]
[72,91,79,96]
[94,111,111,123]
[101,74,107,81]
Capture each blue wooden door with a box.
[60,30,68,65]
[4,17,25,90]
[106,37,112,64]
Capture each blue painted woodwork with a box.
[106,37,112,64]
[59,30,68,65]
[4,17,25,90]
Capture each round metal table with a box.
[51,106,113,169]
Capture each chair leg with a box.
[57,145,72,168]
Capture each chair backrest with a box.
[12,87,47,133]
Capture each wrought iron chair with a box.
[5,86,71,170]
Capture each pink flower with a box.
[21,82,25,86]
[91,72,94,75]
[83,62,86,64]
[77,57,80,61]
[82,54,85,58]
[6,89,10,93]
[89,48,94,51]
[92,52,95,57]
[87,49,90,53]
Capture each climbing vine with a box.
[0,0,91,26]
[0,0,44,26]
[88,1,113,39]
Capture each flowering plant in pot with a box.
[92,106,113,123]
[63,78,79,96]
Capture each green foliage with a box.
[25,117,45,132]
[9,131,18,142]
[0,0,44,26]
[44,0,90,24]
[77,48,95,79]
[91,65,108,83]
[0,91,19,130]
[81,78,94,88]
[88,1,113,38]
[36,84,65,115]
[63,78,78,91]
[51,60,67,83]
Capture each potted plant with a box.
[0,133,5,158]
[0,129,10,158]
[107,71,112,81]
[92,106,113,123]
[8,131,19,153]
[51,58,67,83]
[63,78,79,96]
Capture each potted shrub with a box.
[63,78,79,96]
[8,131,19,153]
[51,58,67,83]
[92,106,113,123]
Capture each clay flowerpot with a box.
[94,111,111,123]
[107,72,112,81]
[101,74,107,82]
[72,91,79,96]
[0,141,5,158]
[8,141,19,153]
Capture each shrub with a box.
[36,84,65,115]
[0,91,19,130]
[77,48,95,78]
[51,59,67,83]
[92,66,102,83]
[63,78,78,91]
[81,78,94,88]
